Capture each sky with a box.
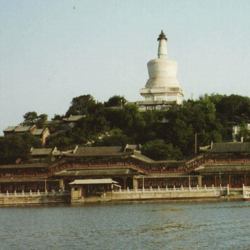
[1,0,250,133]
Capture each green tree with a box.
[141,139,182,160]
[95,129,132,146]
[36,114,48,128]
[237,123,250,141]
[104,95,127,107]
[66,95,99,116]
[23,111,38,125]
[215,94,250,123]
[23,112,48,128]
[0,134,41,164]
[46,132,74,149]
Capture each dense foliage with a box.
[2,93,250,162]
[0,134,41,164]
[23,112,48,128]
[141,140,182,160]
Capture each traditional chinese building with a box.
[196,142,250,188]
[1,142,250,204]
[3,125,50,146]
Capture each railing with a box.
[147,168,188,174]
[113,185,227,193]
[204,159,250,164]
[0,190,69,197]
[0,174,49,178]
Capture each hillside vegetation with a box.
[1,94,250,163]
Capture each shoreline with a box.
[0,198,247,208]
[0,185,248,206]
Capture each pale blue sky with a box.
[1,0,250,133]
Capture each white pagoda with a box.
[138,31,184,110]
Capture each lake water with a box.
[1,201,250,250]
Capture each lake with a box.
[1,201,250,250]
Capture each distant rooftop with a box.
[69,178,117,185]
[63,115,86,122]
[56,168,137,177]
[31,128,45,136]
[30,147,56,156]
[74,146,125,157]
[4,125,33,133]
[195,164,250,173]
[3,126,16,132]
[14,126,32,132]
[210,142,250,153]
[124,144,138,152]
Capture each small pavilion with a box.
[69,178,119,202]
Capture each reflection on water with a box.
[1,201,250,250]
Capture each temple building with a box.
[138,30,184,110]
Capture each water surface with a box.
[1,201,250,250]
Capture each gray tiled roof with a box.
[75,146,124,157]
[30,148,53,156]
[210,142,250,153]
[196,164,250,173]
[14,126,32,132]
[32,129,44,136]
[69,178,117,185]
[131,152,155,163]
[3,126,16,132]
[55,168,136,176]
[125,144,137,150]
[63,115,85,122]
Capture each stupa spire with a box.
[157,30,168,58]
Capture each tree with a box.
[0,134,41,164]
[237,122,250,141]
[66,95,99,116]
[141,139,182,160]
[104,95,127,107]
[95,129,132,146]
[52,114,63,120]
[46,132,74,149]
[215,94,250,123]
[23,112,38,126]
[23,112,48,128]
[36,114,48,128]
[105,104,145,140]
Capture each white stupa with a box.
[139,31,184,110]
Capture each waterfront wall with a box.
[111,187,223,201]
[0,191,69,206]
[71,186,226,203]
[1,186,243,205]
